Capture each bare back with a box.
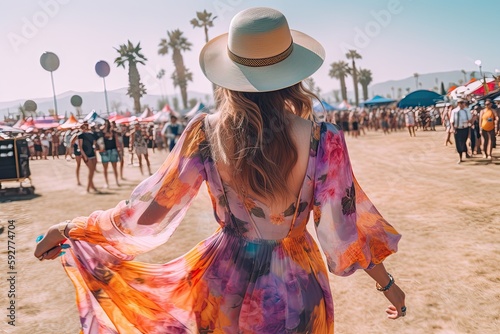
[206,112,313,215]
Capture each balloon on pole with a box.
[70,95,83,117]
[23,100,37,118]
[95,60,110,115]
[40,51,60,118]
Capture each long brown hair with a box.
[210,82,317,203]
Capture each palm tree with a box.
[461,69,467,83]
[332,90,340,103]
[397,87,402,99]
[346,50,362,105]
[18,104,26,119]
[413,73,419,89]
[157,69,166,98]
[158,29,193,109]
[358,68,373,101]
[191,10,217,97]
[329,61,350,101]
[114,40,147,114]
[190,9,217,44]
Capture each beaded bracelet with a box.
[376,273,394,292]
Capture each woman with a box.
[112,122,126,180]
[99,120,121,188]
[443,105,454,146]
[40,132,50,159]
[122,124,133,166]
[405,108,416,137]
[32,134,42,160]
[51,129,60,159]
[129,122,152,176]
[480,99,498,159]
[78,122,99,193]
[34,8,405,333]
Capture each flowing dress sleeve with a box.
[67,113,208,260]
[313,122,401,276]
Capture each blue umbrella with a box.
[397,90,444,108]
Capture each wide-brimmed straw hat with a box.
[199,7,325,92]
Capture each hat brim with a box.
[200,30,325,92]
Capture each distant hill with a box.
[0,88,214,120]
[323,70,480,104]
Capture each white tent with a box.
[185,102,207,118]
[448,86,467,99]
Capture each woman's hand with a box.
[34,224,68,261]
[383,283,406,319]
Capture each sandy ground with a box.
[0,127,499,334]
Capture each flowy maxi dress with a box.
[60,113,401,333]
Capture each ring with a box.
[38,255,44,261]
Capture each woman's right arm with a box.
[35,114,209,261]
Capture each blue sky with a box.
[1,0,499,103]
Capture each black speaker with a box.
[0,139,31,180]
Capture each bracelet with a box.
[57,221,70,238]
[376,273,395,292]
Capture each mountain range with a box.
[0,89,212,120]
[0,70,484,119]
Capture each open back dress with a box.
[62,113,401,333]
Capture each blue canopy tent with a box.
[361,95,396,107]
[397,90,444,108]
[313,100,339,112]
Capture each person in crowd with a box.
[450,99,472,164]
[442,105,454,146]
[99,120,121,188]
[129,122,152,175]
[33,134,43,160]
[51,129,60,159]
[121,124,134,166]
[162,115,184,152]
[154,123,165,151]
[40,131,50,160]
[349,110,360,138]
[112,122,126,180]
[405,108,416,137]
[381,108,390,135]
[78,122,99,193]
[479,99,498,159]
[469,105,481,156]
[63,129,73,161]
[340,110,350,134]
[35,8,405,332]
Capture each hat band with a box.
[228,41,294,67]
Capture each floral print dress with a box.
[61,113,401,333]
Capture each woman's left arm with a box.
[364,263,406,319]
